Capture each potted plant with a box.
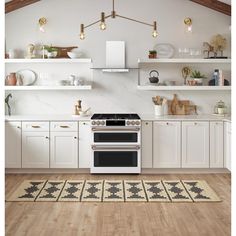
[149,50,157,59]
[189,70,207,85]
[43,45,58,58]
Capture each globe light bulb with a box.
[100,22,106,30]
[80,33,85,40]
[152,30,158,38]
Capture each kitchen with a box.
[3,0,233,235]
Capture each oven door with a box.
[90,145,141,173]
[92,127,140,145]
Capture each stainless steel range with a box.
[90,113,141,174]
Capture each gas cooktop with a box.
[91,113,140,120]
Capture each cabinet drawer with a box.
[5,121,21,128]
[22,122,49,131]
[50,122,78,131]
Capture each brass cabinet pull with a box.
[45,136,49,139]
[31,125,41,128]
[74,137,77,139]
[60,125,70,128]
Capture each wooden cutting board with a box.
[168,94,197,115]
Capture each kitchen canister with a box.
[154,105,164,116]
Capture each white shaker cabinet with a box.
[224,122,231,171]
[210,121,224,168]
[79,121,92,168]
[153,121,181,168]
[22,122,50,168]
[182,121,209,168]
[141,121,153,168]
[5,122,22,168]
[50,122,78,168]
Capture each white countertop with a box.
[5,115,92,121]
[140,114,231,122]
[5,114,231,122]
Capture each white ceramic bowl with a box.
[67,51,82,59]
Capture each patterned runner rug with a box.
[6,180,221,202]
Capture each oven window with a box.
[94,151,137,167]
[94,133,137,142]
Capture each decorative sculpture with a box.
[203,34,227,58]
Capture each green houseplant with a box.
[190,70,207,85]
[43,45,58,58]
[149,50,157,59]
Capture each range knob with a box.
[92,121,96,125]
[135,121,140,125]
[101,121,105,126]
[97,121,101,125]
[131,121,135,125]
[127,121,131,125]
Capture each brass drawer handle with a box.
[31,125,41,128]
[60,125,70,128]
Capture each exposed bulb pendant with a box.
[100,12,106,30]
[152,21,158,38]
[80,24,85,40]
[80,0,158,40]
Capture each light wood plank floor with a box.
[5,173,231,236]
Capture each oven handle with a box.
[91,145,140,150]
[91,127,140,132]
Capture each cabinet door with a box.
[153,121,181,168]
[22,132,49,168]
[79,121,92,168]
[210,121,224,168]
[141,121,153,168]
[224,122,231,171]
[182,122,209,168]
[5,122,22,168]
[50,132,78,168]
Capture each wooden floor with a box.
[5,173,231,236]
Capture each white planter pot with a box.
[194,78,203,85]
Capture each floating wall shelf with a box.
[138,58,231,64]
[4,85,92,91]
[5,58,92,63]
[137,85,231,91]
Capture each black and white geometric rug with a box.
[6,180,221,202]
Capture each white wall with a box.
[5,0,231,115]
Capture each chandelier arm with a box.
[113,0,115,12]
[116,14,154,27]
[84,15,112,29]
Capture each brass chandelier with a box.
[80,0,158,40]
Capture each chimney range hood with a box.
[92,41,137,72]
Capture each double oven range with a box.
[90,114,141,174]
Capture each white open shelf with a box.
[138,58,231,64]
[5,58,92,63]
[4,85,92,91]
[137,85,231,91]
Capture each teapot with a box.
[149,70,159,84]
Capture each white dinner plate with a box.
[153,43,175,58]
[16,69,37,86]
